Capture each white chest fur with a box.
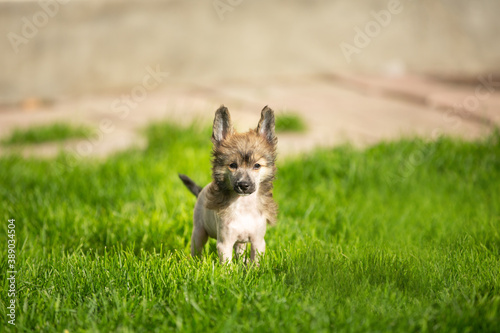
[221,193,267,243]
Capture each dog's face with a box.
[211,106,277,196]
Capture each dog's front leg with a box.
[191,226,208,257]
[250,239,266,264]
[234,243,246,261]
[217,240,234,263]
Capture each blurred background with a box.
[1,0,499,156]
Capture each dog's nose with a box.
[236,181,251,193]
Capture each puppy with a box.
[179,105,278,264]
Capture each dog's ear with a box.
[257,105,276,145]
[212,105,233,145]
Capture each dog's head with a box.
[211,105,277,196]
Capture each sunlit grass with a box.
[275,112,307,133]
[0,122,499,332]
[1,123,94,145]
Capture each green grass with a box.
[1,123,94,145]
[0,122,499,332]
[275,112,307,133]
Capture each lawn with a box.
[1,123,94,146]
[1,121,499,332]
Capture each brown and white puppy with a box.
[179,105,278,264]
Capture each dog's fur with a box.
[179,105,278,263]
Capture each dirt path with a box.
[1,73,498,158]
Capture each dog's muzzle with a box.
[234,181,255,195]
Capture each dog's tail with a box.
[178,174,203,198]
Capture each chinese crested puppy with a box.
[179,105,278,264]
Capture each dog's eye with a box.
[229,163,238,170]
[253,163,261,170]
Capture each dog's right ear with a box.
[212,105,233,145]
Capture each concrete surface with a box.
[2,0,500,105]
[1,73,498,159]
